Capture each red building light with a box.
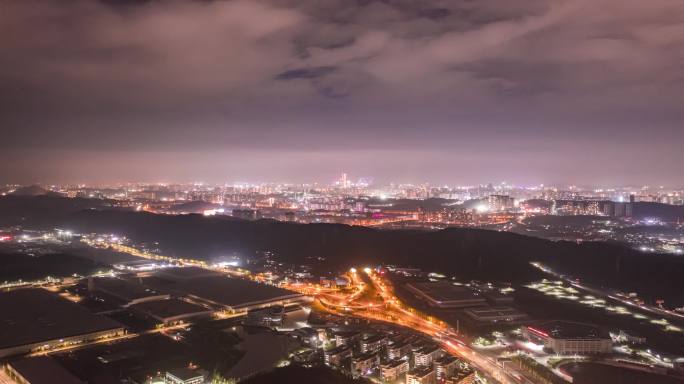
[527,326,549,338]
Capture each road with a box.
[366,271,531,384]
[286,269,532,384]
[89,238,529,382]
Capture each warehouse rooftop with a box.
[129,298,212,321]
[406,281,485,307]
[8,357,84,384]
[143,269,304,310]
[0,289,124,350]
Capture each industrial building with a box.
[0,289,125,358]
[3,357,84,384]
[482,291,515,306]
[90,276,169,307]
[406,282,486,308]
[129,298,213,325]
[464,306,528,324]
[522,321,612,355]
[245,305,285,327]
[156,267,221,281]
[142,267,310,313]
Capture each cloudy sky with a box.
[1,0,683,185]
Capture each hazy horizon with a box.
[2,0,683,185]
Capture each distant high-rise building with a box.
[487,195,515,211]
[338,172,351,188]
[613,202,632,217]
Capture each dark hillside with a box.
[1,196,682,304]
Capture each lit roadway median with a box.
[530,261,684,323]
[286,268,521,384]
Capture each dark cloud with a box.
[1,0,683,184]
[418,8,451,20]
[275,66,337,80]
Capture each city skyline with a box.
[4,177,684,191]
[2,0,684,185]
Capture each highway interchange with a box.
[285,268,533,384]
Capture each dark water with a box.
[563,362,682,384]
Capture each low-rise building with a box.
[380,359,409,382]
[433,356,460,380]
[293,327,320,347]
[435,357,473,383]
[335,331,362,347]
[324,346,352,367]
[351,353,379,377]
[387,341,412,361]
[444,372,476,384]
[406,367,437,384]
[360,334,388,354]
[414,345,443,367]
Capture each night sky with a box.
[1,0,683,185]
